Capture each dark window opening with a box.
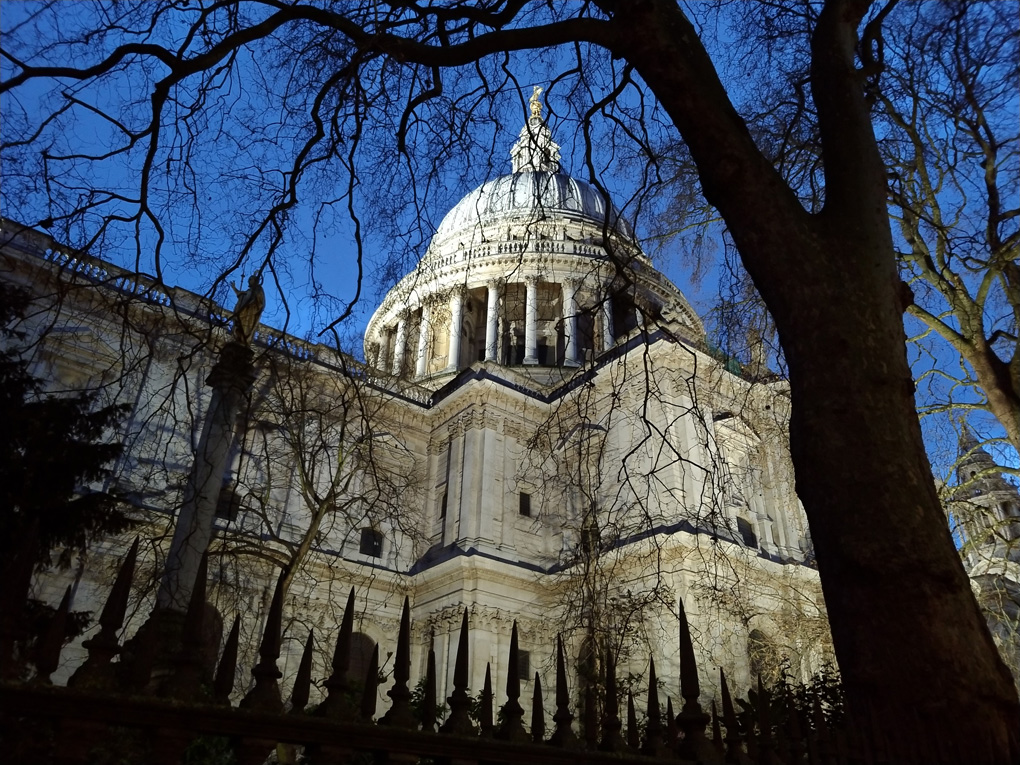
[737,517,758,548]
[612,294,639,337]
[514,338,525,365]
[579,526,601,557]
[536,340,551,366]
[360,528,383,557]
[517,649,531,680]
[519,492,532,517]
[440,492,448,519]
[216,484,243,522]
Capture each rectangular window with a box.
[737,517,758,548]
[517,649,531,681]
[440,491,448,520]
[215,483,242,523]
[519,492,531,517]
[536,340,550,365]
[359,528,383,558]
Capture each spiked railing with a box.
[3,554,884,765]
[497,620,528,742]
[68,537,139,691]
[239,571,285,713]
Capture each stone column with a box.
[523,275,540,365]
[562,278,580,367]
[366,341,381,369]
[392,314,408,376]
[600,289,615,353]
[157,342,256,612]
[484,279,502,363]
[378,328,392,372]
[416,302,433,378]
[447,287,466,372]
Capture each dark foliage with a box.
[0,282,132,574]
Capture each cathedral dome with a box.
[433,170,634,244]
[364,87,703,385]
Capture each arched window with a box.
[349,632,377,686]
[748,628,782,685]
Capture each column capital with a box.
[524,273,542,287]
[486,277,505,291]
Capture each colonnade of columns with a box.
[373,276,641,378]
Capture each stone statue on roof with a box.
[229,274,265,346]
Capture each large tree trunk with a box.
[611,0,1020,759]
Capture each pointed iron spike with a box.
[380,595,415,727]
[162,551,209,699]
[290,630,314,713]
[421,633,437,732]
[599,650,622,751]
[719,668,747,763]
[627,692,639,750]
[212,615,240,704]
[720,668,737,728]
[331,587,355,680]
[100,536,140,636]
[665,697,678,748]
[506,620,521,703]
[34,586,72,684]
[361,643,380,720]
[440,609,475,735]
[261,570,286,663]
[677,596,701,709]
[181,551,209,649]
[712,701,724,755]
[642,656,664,756]
[479,662,494,737]
[531,673,545,743]
[453,609,469,690]
[497,621,527,742]
[549,635,577,748]
[239,571,285,712]
[68,537,141,690]
[321,587,357,720]
[555,634,570,709]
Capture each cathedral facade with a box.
[1,95,832,710]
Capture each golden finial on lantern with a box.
[530,86,543,119]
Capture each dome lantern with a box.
[510,86,561,173]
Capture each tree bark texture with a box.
[610,0,1020,759]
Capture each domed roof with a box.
[432,87,634,245]
[434,170,634,242]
